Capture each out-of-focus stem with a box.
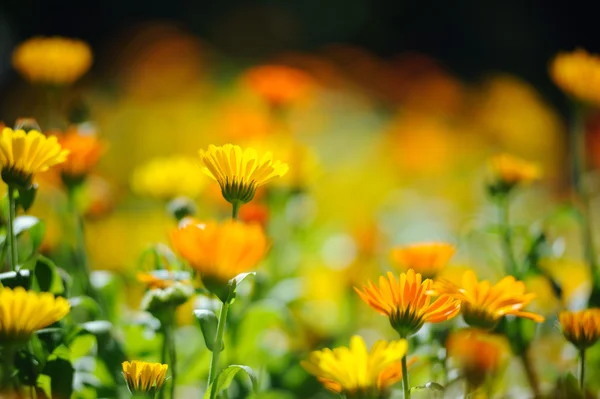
[401,355,410,399]
[207,301,230,398]
[580,348,586,391]
[6,186,18,272]
[499,194,518,277]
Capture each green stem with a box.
[231,201,241,220]
[519,349,540,398]
[6,186,18,272]
[208,301,230,396]
[158,329,168,399]
[401,355,410,399]
[67,186,91,295]
[165,318,177,399]
[580,348,586,391]
[499,194,518,277]
[0,345,15,392]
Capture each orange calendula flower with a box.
[559,309,600,350]
[489,153,541,190]
[431,270,545,330]
[55,127,106,184]
[550,48,600,105]
[390,242,456,278]
[122,360,168,395]
[12,36,92,85]
[243,65,314,107]
[170,218,268,301]
[447,329,510,388]
[355,269,461,337]
[301,335,408,399]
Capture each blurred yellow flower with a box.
[489,153,541,189]
[0,287,70,343]
[550,48,600,105]
[170,219,268,299]
[301,335,407,398]
[54,128,106,183]
[431,270,544,329]
[355,269,461,337]
[390,242,456,278]
[0,128,69,187]
[122,360,168,395]
[559,309,600,350]
[131,156,206,200]
[539,258,591,308]
[243,65,314,107]
[198,144,288,206]
[447,328,510,388]
[12,36,92,85]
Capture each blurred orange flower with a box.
[559,309,600,350]
[550,48,600,105]
[390,242,456,278]
[55,127,106,182]
[243,65,314,107]
[489,153,541,188]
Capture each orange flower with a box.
[550,48,600,105]
[559,309,600,350]
[431,270,544,329]
[489,153,541,188]
[355,269,461,337]
[55,127,105,182]
[390,242,455,278]
[243,65,314,107]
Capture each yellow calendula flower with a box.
[0,128,69,187]
[170,218,268,301]
[355,269,461,337]
[431,270,544,330]
[54,128,106,184]
[198,144,288,207]
[131,156,206,200]
[302,335,408,399]
[488,153,541,193]
[390,242,456,278]
[550,48,600,105]
[559,309,600,350]
[0,287,70,343]
[122,360,169,395]
[12,36,92,85]
[447,329,510,388]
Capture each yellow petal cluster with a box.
[0,128,69,187]
[355,269,461,337]
[0,287,70,343]
[131,156,206,200]
[199,144,288,205]
[122,360,169,394]
[550,48,600,105]
[12,36,92,85]
[390,242,456,278]
[559,309,600,350]
[431,270,544,329]
[301,335,407,398]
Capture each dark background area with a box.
[0,0,598,112]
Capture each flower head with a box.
[12,36,92,85]
[550,48,600,105]
[0,287,70,343]
[54,127,105,184]
[355,269,461,337]
[131,156,206,200]
[559,309,600,350]
[0,128,69,188]
[198,144,288,206]
[447,329,510,388]
[122,360,168,395]
[390,242,456,278]
[170,219,268,300]
[243,65,314,107]
[488,154,541,195]
[431,270,544,330]
[301,335,408,399]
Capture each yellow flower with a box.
[431,270,544,329]
[131,156,206,200]
[0,287,70,343]
[489,153,541,190]
[0,128,69,187]
[390,242,456,278]
[198,144,288,206]
[559,309,600,350]
[170,218,268,300]
[447,329,510,388]
[301,335,408,399]
[550,48,600,105]
[122,360,168,395]
[54,127,106,183]
[355,269,461,337]
[12,36,92,85]
[243,65,314,107]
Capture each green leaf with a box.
[34,256,63,294]
[16,184,37,212]
[410,382,444,398]
[13,215,41,236]
[204,365,258,399]
[80,320,113,335]
[68,296,102,319]
[44,358,74,399]
[553,373,584,399]
[194,309,223,352]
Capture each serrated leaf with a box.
[194,309,223,352]
[204,365,258,399]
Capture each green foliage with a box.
[204,365,259,399]
[195,309,224,352]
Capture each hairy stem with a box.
[208,301,230,398]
